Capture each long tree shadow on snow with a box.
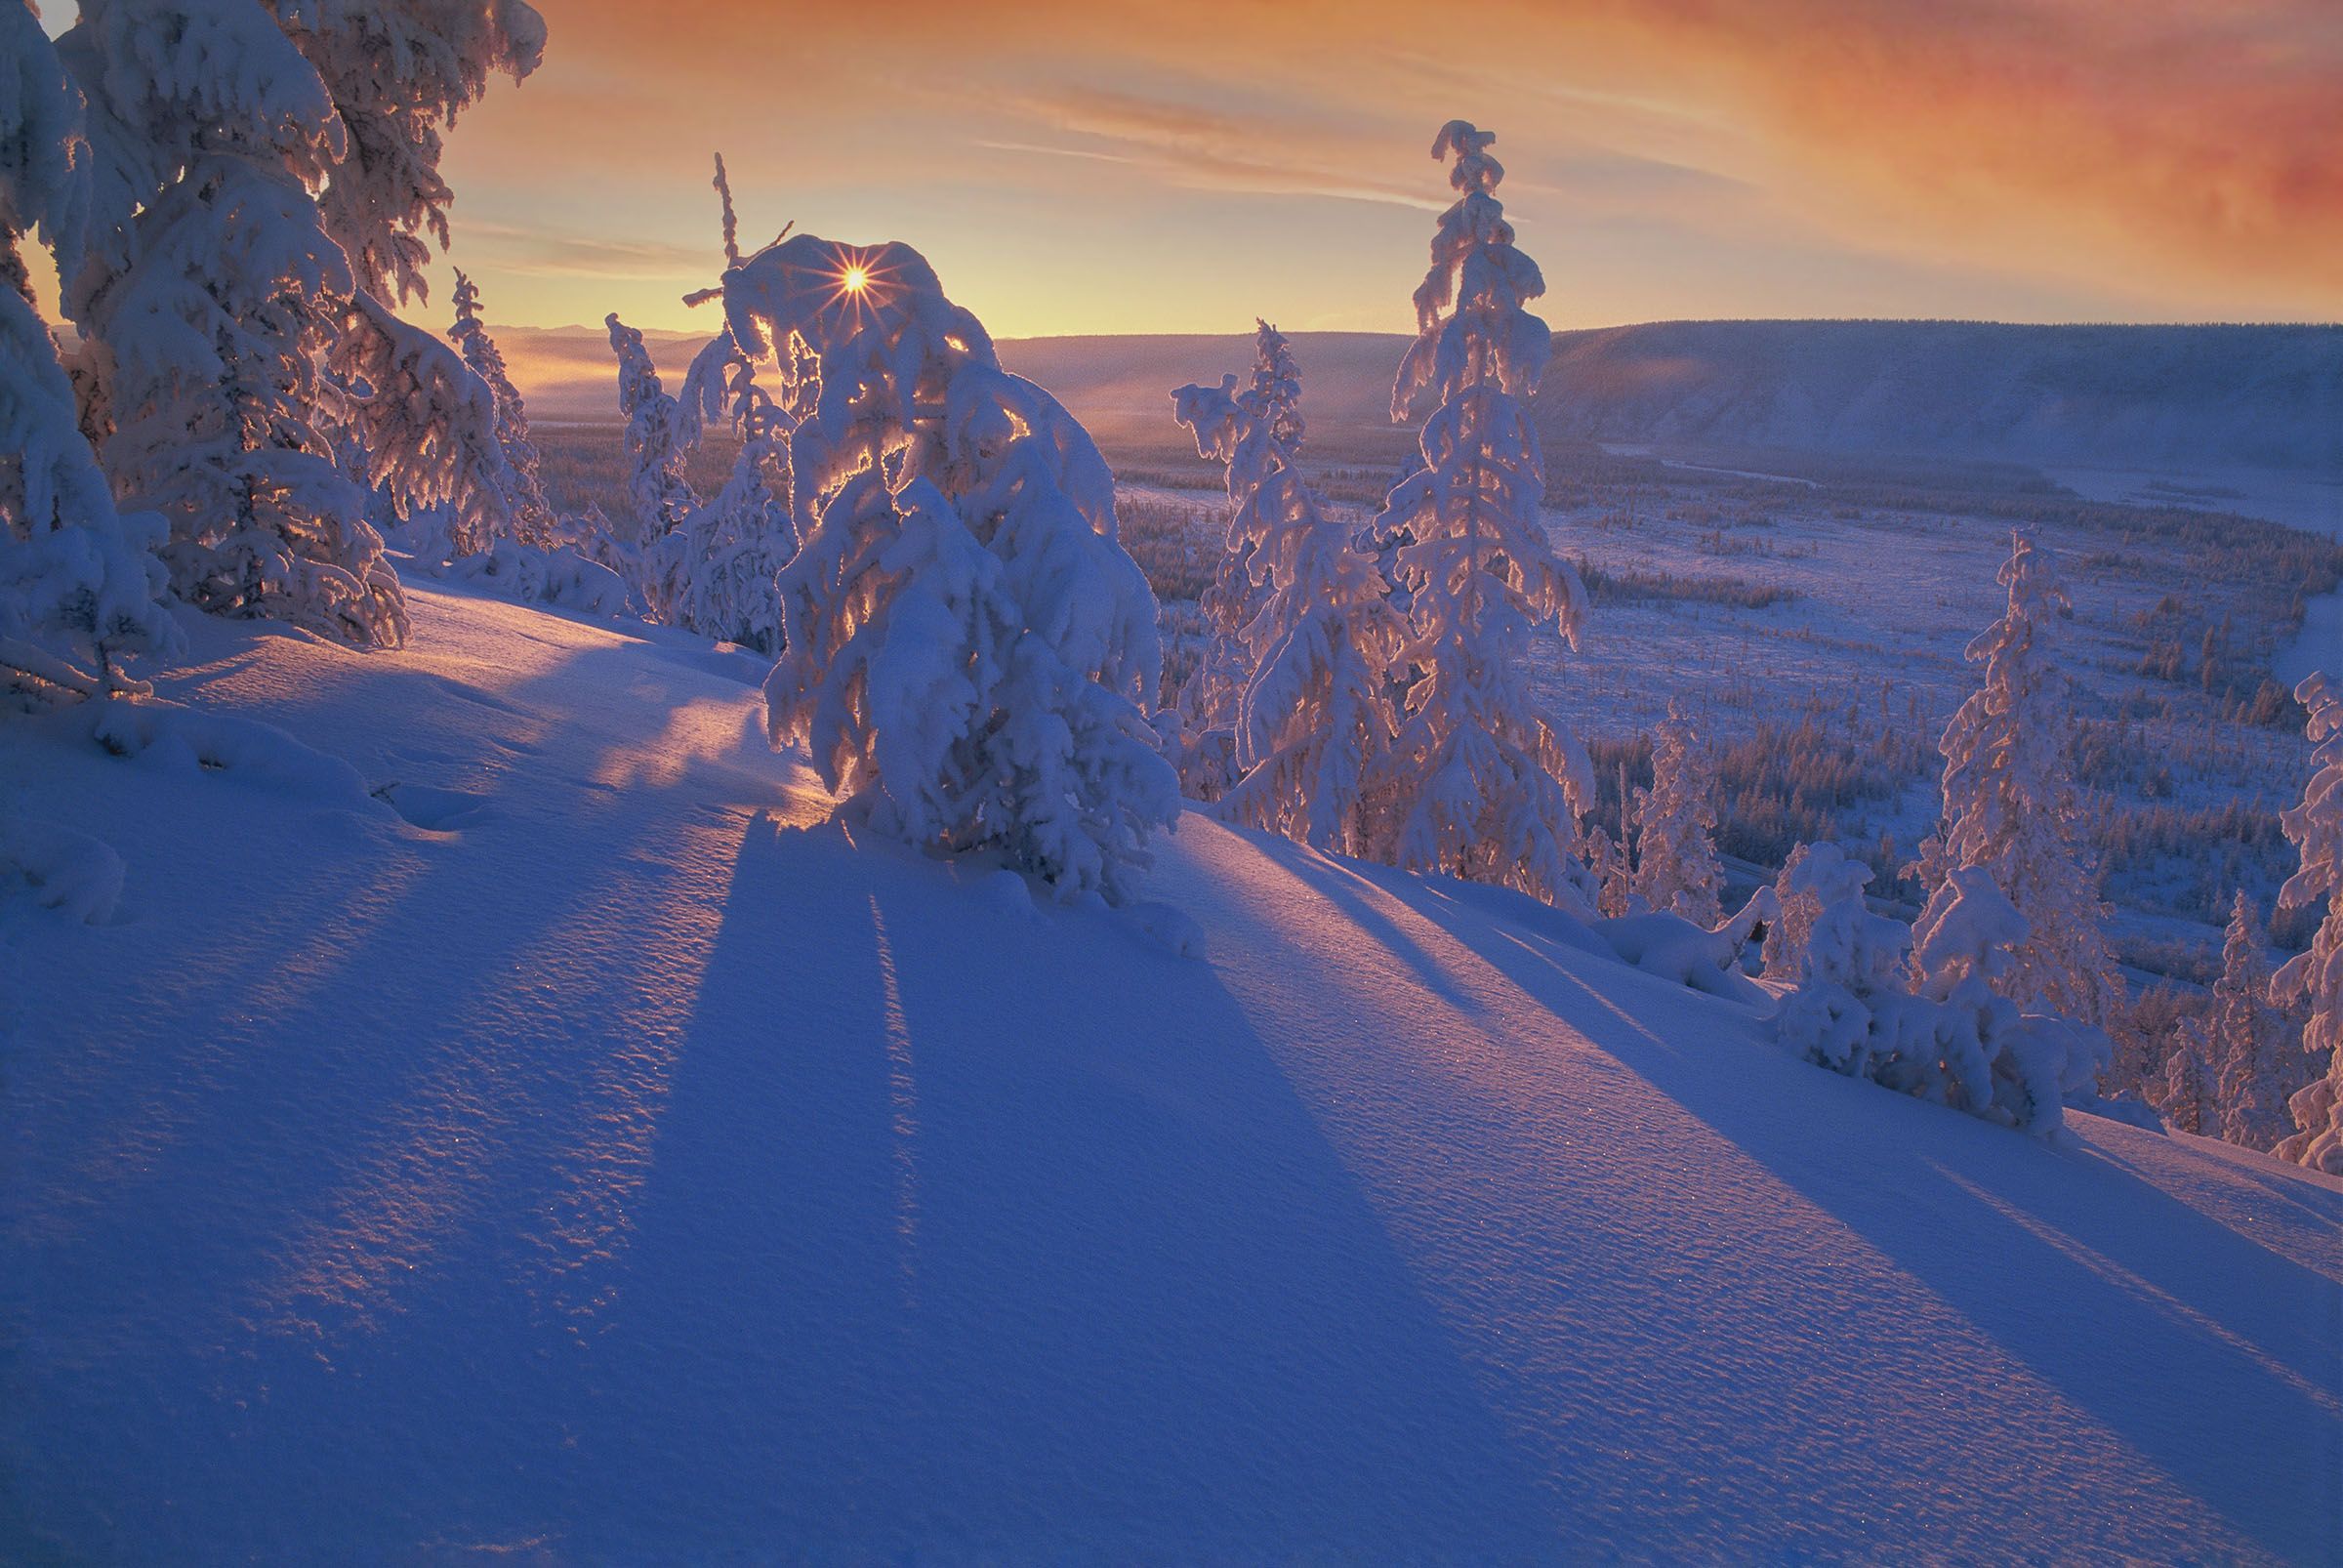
[1265,839,2341,1565]
[555,808,1567,1559]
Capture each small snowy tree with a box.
[1374,121,1594,910]
[331,289,508,556]
[1,1,179,704]
[334,290,622,612]
[2273,672,2343,1173]
[1170,320,1304,801]
[1632,704,1725,928]
[642,156,800,651]
[1782,846,2102,1139]
[446,268,554,546]
[1778,842,1920,1081]
[606,311,697,557]
[1586,823,1636,919]
[1762,842,1820,981]
[1913,531,2121,1039]
[1907,868,2110,1137]
[728,234,1178,901]
[2161,1016,2216,1136]
[1173,325,1402,852]
[2212,890,2291,1149]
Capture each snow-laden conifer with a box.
[652,330,795,650]
[606,311,696,556]
[1632,704,1725,928]
[332,289,508,556]
[2211,890,2290,1149]
[1,2,178,703]
[1586,824,1636,919]
[1912,531,2121,1037]
[1778,842,1918,1079]
[1761,842,1819,980]
[1374,121,1593,910]
[1169,320,1305,800]
[54,0,529,648]
[1173,324,1401,851]
[335,287,621,611]
[1780,847,2102,1138]
[643,158,800,651]
[266,0,544,308]
[1906,868,2109,1136]
[2160,1016,2216,1136]
[447,268,554,545]
[2274,672,2343,1173]
[728,234,1176,901]
[60,0,405,645]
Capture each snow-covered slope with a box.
[4,583,2339,1562]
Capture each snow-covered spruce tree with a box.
[728,234,1177,902]
[1777,842,1923,1082]
[331,288,507,557]
[1169,320,1305,801]
[1912,531,2121,1038]
[1373,121,1594,910]
[1761,842,1819,980]
[265,0,545,309]
[1,1,179,705]
[1172,330,1402,851]
[606,312,697,563]
[269,0,550,575]
[643,156,800,652]
[1632,703,1725,928]
[1586,823,1635,919]
[446,268,554,546]
[61,0,405,646]
[2212,889,2291,1149]
[2274,672,2343,1173]
[1907,868,2109,1137]
[52,0,541,648]
[653,327,795,651]
[2160,1015,2216,1136]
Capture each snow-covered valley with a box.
[5,577,2339,1562]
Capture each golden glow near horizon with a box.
[382,0,2333,339]
[842,264,871,295]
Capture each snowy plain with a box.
[4,575,2340,1562]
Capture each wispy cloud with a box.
[999,86,1449,213]
[456,222,717,284]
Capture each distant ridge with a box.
[995,321,2342,475]
[494,319,2342,475]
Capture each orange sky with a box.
[51,0,2343,336]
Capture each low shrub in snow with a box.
[1776,845,2110,1139]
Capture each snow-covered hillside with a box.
[5,581,2340,1562]
[1003,322,2343,476]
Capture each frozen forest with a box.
[2,2,2338,1560]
